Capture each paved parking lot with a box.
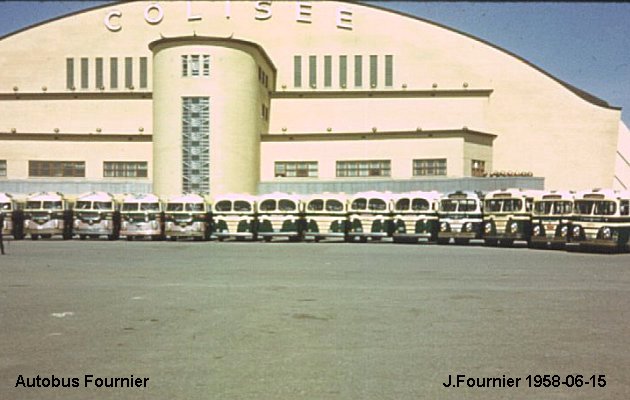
[1,240,629,399]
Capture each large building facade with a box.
[0,1,628,196]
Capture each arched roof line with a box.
[355,1,619,111]
[0,0,620,110]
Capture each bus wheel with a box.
[484,239,497,246]
[454,239,470,246]
[126,236,133,241]
[31,234,39,240]
[169,236,177,242]
[79,235,87,240]
[264,237,272,242]
[359,237,368,243]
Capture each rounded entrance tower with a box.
[149,36,274,196]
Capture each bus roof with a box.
[392,190,442,201]
[533,190,575,201]
[211,193,257,203]
[574,188,630,200]
[76,191,115,201]
[0,192,13,202]
[122,193,160,203]
[26,191,65,201]
[164,193,206,203]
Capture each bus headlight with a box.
[509,222,518,232]
[533,225,541,236]
[440,222,449,232]
[463,222,472,232]
[560,225,568,237]
[484,222,493,233]
[572,226,581,238]
[601,227,612,240]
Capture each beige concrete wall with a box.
[0,0,624,190]
[260,137,465,181]
[463,141,493,177]
[614,121,630,190]
[152,39,269,196]
[269,96,488,134]
[0,99,152,134]
[0,140,152,181]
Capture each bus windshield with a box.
[185,203,204,212]
[94,202,112,210]
[351,198,366,211]
[368,199,387,211]
[535,201,572,215]
[326,200,344,212]
[485,199,523,213]
[574,200,616,216]
[234,201,252,212]
[215,201,232,212]
[43,201,63,210]
[122,203,139,212]
[441,199,476,212]
[140,203,160,211]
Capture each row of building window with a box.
[294,55,393,89]
[0,159,484,179]
[181,55,210,77]
[66,57,148,90]
[275,159,486,178]
[23,161,148,178]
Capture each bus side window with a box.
[621,201,630,216]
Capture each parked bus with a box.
[256,193,304,242]
[303,193,349,242]
[391,191,441,243]
[482,188,540,246]
[530,190,575,249]
[211,194,258,241]
[120,193,164,241]
[347,191,394,242]
[73,191,120,240]
[163,193,211,241]
[567,189,630,253]
[0,192,24,240]
[437,190,484,245]
[23,192,73,240]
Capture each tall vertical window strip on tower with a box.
[125,57,133,88]
[354,55,362,87]
[324,56,332,87]
[370,55,377,88]
[0,160,6,177]
[95,58,103,89]
[385,55,393,87]
[66,58,74,89]
[309,55,317,88]
[182,97,210,194]
[110,57,118,89]
[80,58,89,89]
[339,55,347,88]
[294,55,302,87]
[139,57,148,88]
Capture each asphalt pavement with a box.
[1,239,629,399]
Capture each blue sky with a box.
[1,1,629,125]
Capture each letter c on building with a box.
[104,10,122,32]
[144,3,164,25]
